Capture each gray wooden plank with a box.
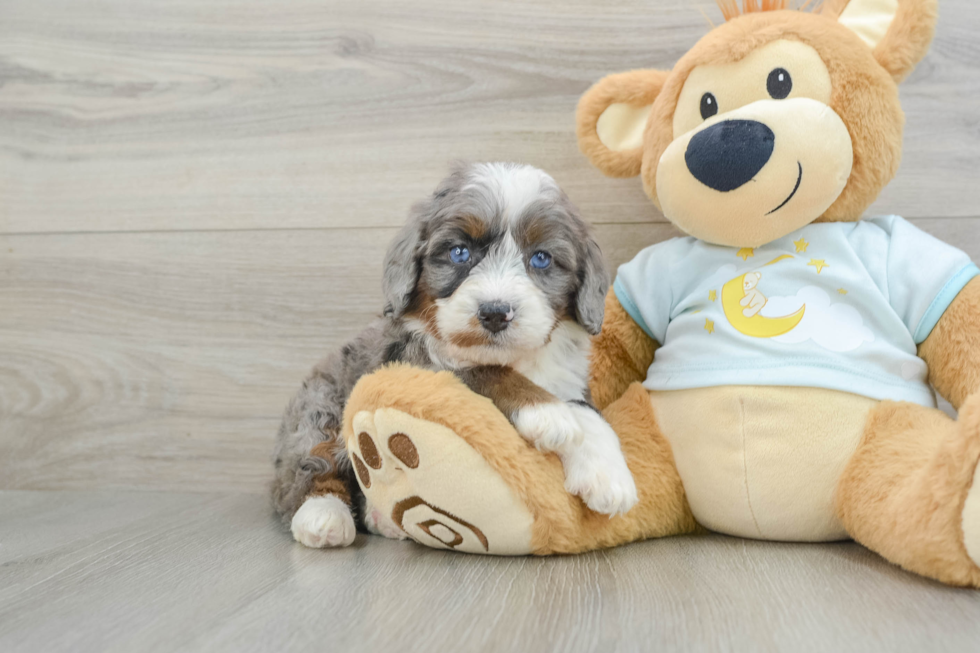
[1,219,975,493]
[0,0,978,234]
[1,490,979,653]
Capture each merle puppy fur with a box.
[272,162,638,549]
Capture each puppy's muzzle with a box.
[477,302,514,334]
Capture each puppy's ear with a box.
[576,69,669,178]
[575,236,610,336]
[823,0,937,82]
[382,204,428,318]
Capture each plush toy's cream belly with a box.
[649,386,878,542]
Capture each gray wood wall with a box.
[2,0,978,494]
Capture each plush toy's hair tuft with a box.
[715,0,822,22]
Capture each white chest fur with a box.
[512,320,592,402]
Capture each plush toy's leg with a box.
[836,393,980,587]
[342,365,695,555]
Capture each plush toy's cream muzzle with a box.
[656,97,853,247]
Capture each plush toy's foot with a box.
[343,366,697,555]
[363,505,410,540]
[344,368,539,555]
[959,396,980,568]
[291,495,356,548]
[837,393,980,587]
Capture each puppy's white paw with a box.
[291,495,356,548]
[364,506,408,540]
[562,406,638,516]
[513,402,583,452]
[562,450,639,516]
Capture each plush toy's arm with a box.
[589,289,659,411]
[918,277,980,409]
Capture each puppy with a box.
[272,162,638,548]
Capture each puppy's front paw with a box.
[513,402,583,452]
[291,495,356,548]
[560,408,638,516]
[563,452,639,516]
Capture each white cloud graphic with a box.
[762,286,873,352]
[704,264,738,291]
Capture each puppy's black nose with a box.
[685,120,774,192]
[478,302,513,334]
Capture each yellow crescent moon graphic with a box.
[721,255,805,338]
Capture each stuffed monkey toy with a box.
[341,0,980,587]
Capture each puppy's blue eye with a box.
[450,246,470,264]
[529,251,552,269]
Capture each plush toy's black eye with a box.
[767,68,792,99]
[699,92,718,120]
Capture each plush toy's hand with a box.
[589,289,658,410]
[919,277,980,409]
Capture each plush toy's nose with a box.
[684,120,775,192]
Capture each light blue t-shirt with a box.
[614,216,978,406]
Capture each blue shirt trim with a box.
[912,263,979,344]
[613,276,655,342]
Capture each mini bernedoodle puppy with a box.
[272,162,639,548]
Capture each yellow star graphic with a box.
[704,318,715,334]
[838,288,848,295]
[808,258,829,274]
[736,248,755,261]
[708,290,717,302]
[794,238,809,253]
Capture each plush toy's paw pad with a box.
[364,506,408,540]
[958,394,980,567]
[964,472,980,567]
[348,407,535,555]
[513,403,584,452]
[291,495,356,548]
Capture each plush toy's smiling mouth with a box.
[766,162,803,215]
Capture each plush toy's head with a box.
[577,0,937,248]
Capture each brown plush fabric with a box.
[836,394,980,587]
[589,290,658,411]
[822,0,938,82]
[918,277,980,410]
[637,10,905,224]
[536,383,699,554]
[575,69,669,178]
[343,365,696,555]
[576,6,937,226]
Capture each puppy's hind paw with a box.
[513,403,584,452]
[291,495,356,548]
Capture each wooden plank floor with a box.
[2,0,980,650]
[2,490,980,653]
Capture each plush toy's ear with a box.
[576,69,669,178]
[823,0,937,82]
